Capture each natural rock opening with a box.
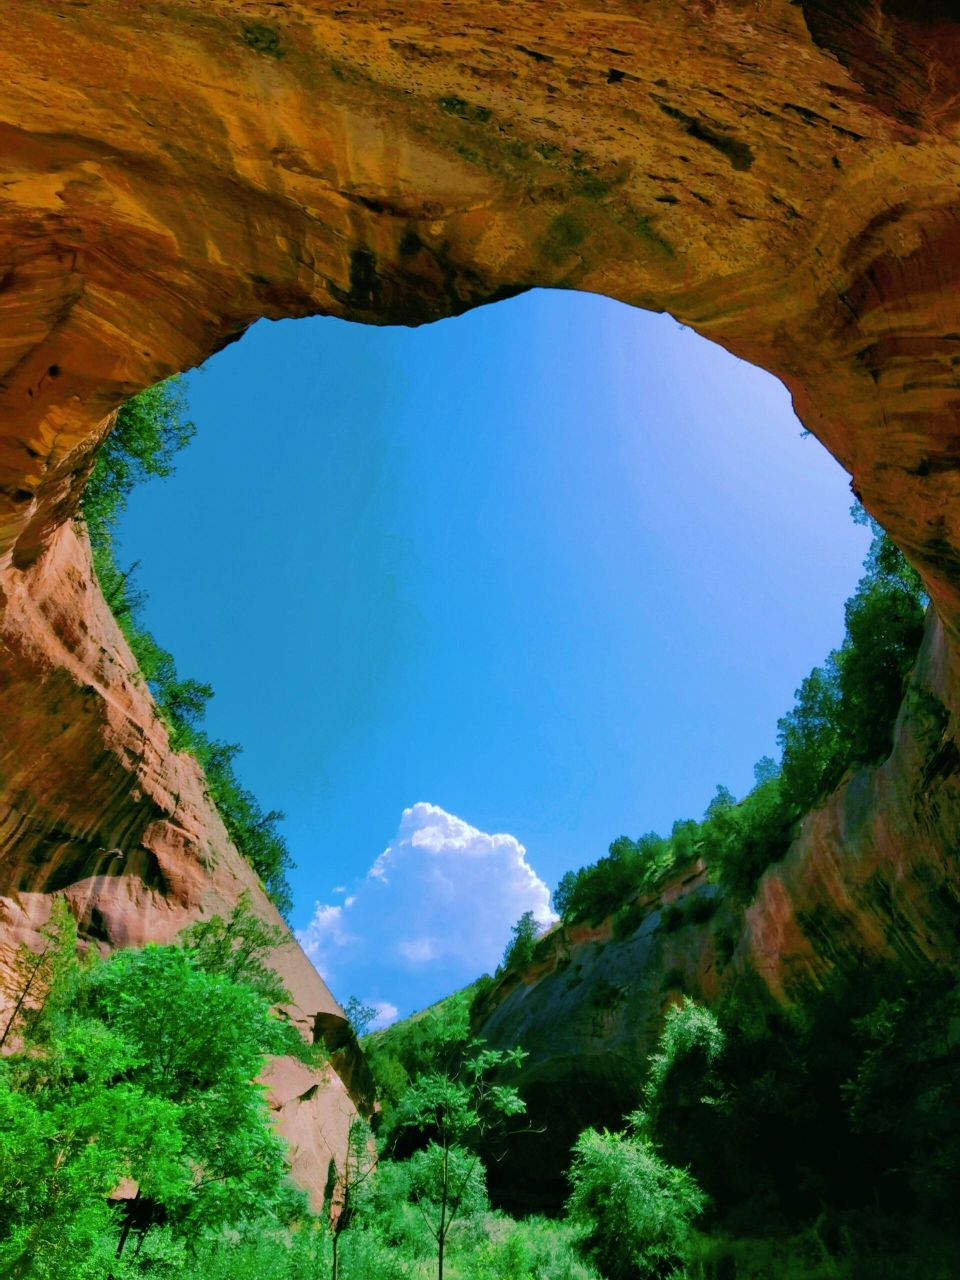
[2,0,960,1209]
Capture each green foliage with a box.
[363,986,475,1129]
[640,999,726,1182]
[0,899,308,1278]
[0,896,79,1050]
[179,890,294,1006]
[81,380,295,916]
[83,379,195,544]
[843,976,960,1214]
[387,1042,527,1278]
[344,995,378,1038]
[499,910,543,974]
[777,508,926,818]
[694,775,793,904]
[554,832,674,925]
[554,509,927,918]
[462,1216,599,1280]
[566,1114,706,1280]
[324,1116,377,1280]
[637,967,960,1275]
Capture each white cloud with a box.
[369,1001,399,1031]
[296,903,358,988]
[397,937,436,965]
[297,802,556,1017]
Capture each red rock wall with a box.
[1,1,960,636]
[0,519,372,1208]
[2,0,960,1210]
[473,607,960,1206]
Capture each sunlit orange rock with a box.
[0,520,370,1207]
[2,0,960,1203]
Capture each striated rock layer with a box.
[0,520,375,1208]
[473,608,960,1207]
[1,0,960,1205]
[1,3,960,631]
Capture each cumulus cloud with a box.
[297,802,556,1019]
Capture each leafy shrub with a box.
[554,832,674,925]
[464,1215,600,1280]
[0,900,308,1277]
[500,910,544,973]
[642,998,726,1148]
[567,1113,706,1280]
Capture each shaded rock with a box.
[476,610,960,1208]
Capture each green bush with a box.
[500,910,543,974]
[566,1114,706,1280]
[0,900,309,1277]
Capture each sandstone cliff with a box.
[472,607,960,1206]
[0,518,374,1208]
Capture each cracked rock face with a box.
[1,0,960,1201]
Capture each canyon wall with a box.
[1,2,960,633]
[473,607,960,1206]
[1,0,960,1206]
[0,518,375,1208]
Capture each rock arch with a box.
[1,0,960,1200]
[1,0,960,631]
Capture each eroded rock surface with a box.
[0,520,368,1207]
[474,609,960,1207]
[1,2,960,629]
[2,0,960,1208]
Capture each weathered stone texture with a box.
[1,0,960,1206]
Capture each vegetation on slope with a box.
[3,898,956,1277]
[553,508,927,921]
[81,379,295,916]
[362,963,960,1279]
[53,383,953,1280]
[0,896,322,1277]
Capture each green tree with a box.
[324,1117,377,1280]
[566,1112,705,1280]
[500,911,542,973]
[0,906,186,1280]
[84,943,307,1254]
[390,1043,527,1280]
[179,890,293,1006]
[0,897,78,1049]
[343,996,378,1039]
[640,998,726,1183]
[83,377,195,543]
[0,905,309,1276]
[552,870,578,921]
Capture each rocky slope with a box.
[0,518,374,1208]
[1,0,960,1213]
[473,606,960,1206]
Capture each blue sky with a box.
[116,290,868,1023]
